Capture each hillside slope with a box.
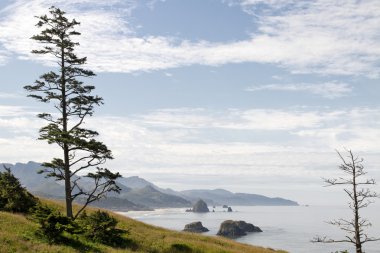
[0,198,288,253]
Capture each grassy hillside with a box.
[0,198,288,253]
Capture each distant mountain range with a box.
[1,161,298,211]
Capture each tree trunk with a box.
[64,145,73,218]
[61,38,73,218]
[352,160,362,253]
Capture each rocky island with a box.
[186,199,210,213]
[217,220,262,237]
[183,221,209,233]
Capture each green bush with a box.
[0,166,37,213]
[31,203,74,243]
[166,243,193,253]
[31,204,126,245]
[78,210,125,245]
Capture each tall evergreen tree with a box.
[25,6,121,219]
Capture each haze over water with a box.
[123,205,380,253]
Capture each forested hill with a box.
[1,162,298,210]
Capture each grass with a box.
[0,198,288,253]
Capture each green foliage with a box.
[0,166,37,213]
[166,243,194,253]
[77,210,126,245]
[31,203,74,243]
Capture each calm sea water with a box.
[120,205,380,253]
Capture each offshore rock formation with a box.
[183,221,209,233]
[217,220,262,237]
[192,199,209,213]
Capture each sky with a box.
[0,0,380,205]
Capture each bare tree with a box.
[312,149,379,253]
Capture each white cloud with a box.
[0,105,34,117]
[237,0,380,77]
[0,0,137,65]
[0,0,379,76]
[0,50,8,65]
[146,0,166,10]
[0,136,57,162]
[1,104,380,204]
[0,92,24,99]
[241,0,290,5]
[246,81,352,99]
[137,108,343,130]
[271,75,283,80]
[127,107,380,154]
[3,104,380,163]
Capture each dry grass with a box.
[0,198,288,253]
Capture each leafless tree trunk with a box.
[312,149,379,253]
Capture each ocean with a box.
[119,205,380,253]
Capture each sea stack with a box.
[183,221,209,233]
[192,199,209,213]
[217,220,262,238]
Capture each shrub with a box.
[166,243,193,253]
[78,210,125,245]
[31,203,74,243]
[0,166,37,213]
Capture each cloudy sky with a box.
[0,0,380,204]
